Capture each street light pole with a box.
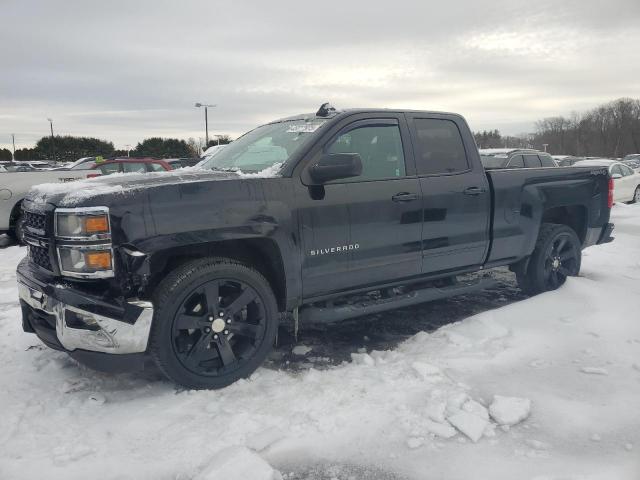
[194,103,216,147]
[11,134,15,161]
[47,118,55,161]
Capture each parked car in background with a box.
[621,157,640,172]
[165,158,200,169]
[554,156,586,167]
[623,153,640,162]
[0,170,91,242]
[573,159,640,203]
[87,157,173,177]
[54,157,99,170]
[2,164,35,172]
[479,149,557,169]
[16,161,54,170]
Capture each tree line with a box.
[474,97,640,157]
[9,134,233,163]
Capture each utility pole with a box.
[194,103,216,147]
[543,143,549,153]
[47,118,55,161]
[11,134,15,161]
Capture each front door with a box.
[297,116,423,297]
[405,114,491,274]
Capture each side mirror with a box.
[309,153,362,183]
[611,173,622,179]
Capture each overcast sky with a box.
[1,0,639,151]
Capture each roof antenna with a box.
[316,102,337,117]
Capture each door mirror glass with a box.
[310,153,363,183]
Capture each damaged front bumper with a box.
[17,257,153,371]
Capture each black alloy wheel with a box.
[149,258,279,389]
[171,278,266,376]
[516,223,582,295]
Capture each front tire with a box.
[516,223,581,295]
[149,257,279,389]
[633,185,640,204]
[9,213,26,245]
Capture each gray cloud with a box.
[1,0,639,150]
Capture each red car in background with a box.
[87,158,173,177]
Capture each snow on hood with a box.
[27,163,283,207]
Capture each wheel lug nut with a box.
[224,330,229,335]
[213,334,218,340]
[208,316,214,321]
[204,327,211,333]
[226,319,231,324]
[220,312,224,317]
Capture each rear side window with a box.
[523,155,541,168]
[327,124,406,181]
[507,155,524,168]
[123,162,147,173]
[539,154,555,167]
[99,163,121,175]
[413,119,469,175]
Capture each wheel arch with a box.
[540,204,588,244]
[146,238,288,312]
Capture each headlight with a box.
[55,208,111,239]
[54,207,114,278]
[58,246,114,277]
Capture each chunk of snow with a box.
[411,361,442,380]
[194,446,281,480]
[406,437,424,449]
[447,411,489,443]
[86,392,106,405]
[461,399,489,420]
[489,396,531,426]
[350,352,375,366]
[292,345,312,356]
[425,419,457,439]
[246,427,286,452]
[580,366,609,375]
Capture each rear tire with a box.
[149,257,279,389]
[516,223,581,295]
[633,186,640,204]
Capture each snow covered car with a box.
[573,159,640,204]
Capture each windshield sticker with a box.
[286,124,322,133]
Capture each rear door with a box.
[523,154,541,168]
[406,114,491,274]
[298,115,423,296]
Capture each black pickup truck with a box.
[17,104,614,389]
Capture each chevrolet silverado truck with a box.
[17,105,614,389]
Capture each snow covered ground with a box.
[1,205,639,480]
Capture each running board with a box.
[299,277,498,324]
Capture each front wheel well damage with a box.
[144,239,287,311]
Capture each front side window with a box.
[413,119,469,175]
[149,162,166,172]
[620,164,634,176]
[610,165,623,177]
[199,118,327,173]
[508,155,525,168]
[326,124,406,181]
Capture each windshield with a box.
[480,155,508,169]
[199,118,327,173]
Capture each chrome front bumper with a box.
[18,281,153,355]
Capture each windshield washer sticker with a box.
[286,124,322,133]
[310,244,359,256]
